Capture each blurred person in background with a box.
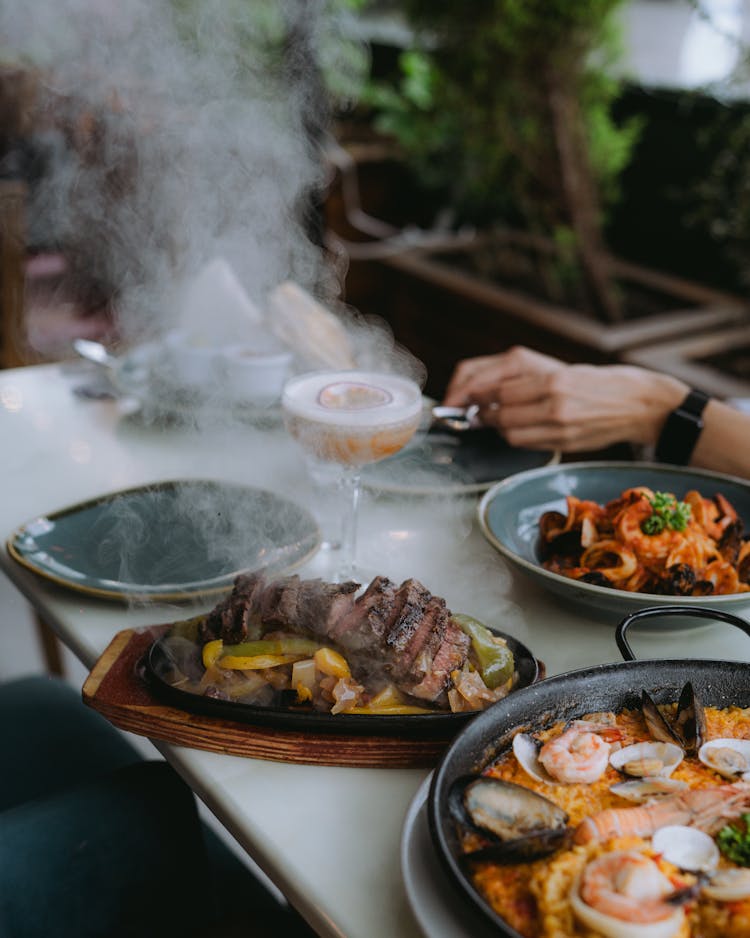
[443,345,750,479]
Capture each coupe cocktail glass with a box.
[281,370,422,580]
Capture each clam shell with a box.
[609,777,689,803]
[698,738,750,779]
[609,741,684,778]
[703,868,750,902]
[652,825,720,873]
[512,732,559,785]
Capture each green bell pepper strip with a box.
[221,637,322,658]
[452,614,515,689]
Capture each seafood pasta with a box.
[450,683,750,938]
[539,486,750,595]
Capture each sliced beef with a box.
[199,571,266,644]
[292,578,361,638]
[404,619,470,702]
[384,579,432,655]
[328,575,398,650]
[259,575,300,626]
[391,597,449,683]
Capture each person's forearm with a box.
[690,400,750,478]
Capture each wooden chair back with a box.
[0,178,30,368]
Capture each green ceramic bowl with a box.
[478,461,750,621]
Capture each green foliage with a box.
[168,0,370,108]
[360,0,641,230]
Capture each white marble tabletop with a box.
[2,362,750,938]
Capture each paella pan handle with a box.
[616,604,750,661]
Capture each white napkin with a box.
[267,281,356,370]
[176,257,269,347]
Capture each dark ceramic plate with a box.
[478,461,750,620]
[362,427,558,495]
[7,479,320,601]
[144,623,541,739]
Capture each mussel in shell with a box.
[449,775,569,863]
[641,681,706,756]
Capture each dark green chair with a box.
[0,676,313,938]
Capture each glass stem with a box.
[338,464,362,582]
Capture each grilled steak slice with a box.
[199,571,266,643]
[404,618,470,702]
[384,579,432,655]
[391,596,449,683]
[259,575,301,626]
[328,575,398,650]
[292,578,361,638]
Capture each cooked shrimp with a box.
[538,724,611,784]
[607,487,656,517]
[665,531,714,571]
[575,781,750,844]
[685,489,722,540]
[616,497,682,563]
[579,850,679,924]
[703,558,747,595]
[685,491,737,540]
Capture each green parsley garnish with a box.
[717,813,750,866]
[640,491,691,536]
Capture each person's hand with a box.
[443,346,688,452]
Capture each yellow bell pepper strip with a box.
[452,614,515,689]
[169,614,206,643]
[349,682,433,715]
[295,684,313,703]
[366,684,407,708]
[349,703,434,715]
[202,639,224,670]
[292,659,317,703]
[313,647,351,679]
[219,653,304,670]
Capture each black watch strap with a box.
[654,389,710,465]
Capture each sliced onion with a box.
[569,872,685,938]
[703,868,750,902]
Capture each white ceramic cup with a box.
[163,329,221,389]
[219,344,293,404]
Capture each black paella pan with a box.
[427,605,750,937]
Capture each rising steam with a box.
[0,0,369,344]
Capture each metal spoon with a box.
[430,403,481,432]
[73,338,119,368]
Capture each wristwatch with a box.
[654,389,710,465]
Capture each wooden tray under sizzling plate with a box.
[83,625,459,767]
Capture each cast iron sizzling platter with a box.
[144,623,541,740]
[427,605,750,937]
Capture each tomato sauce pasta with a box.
[539,486,750,596]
